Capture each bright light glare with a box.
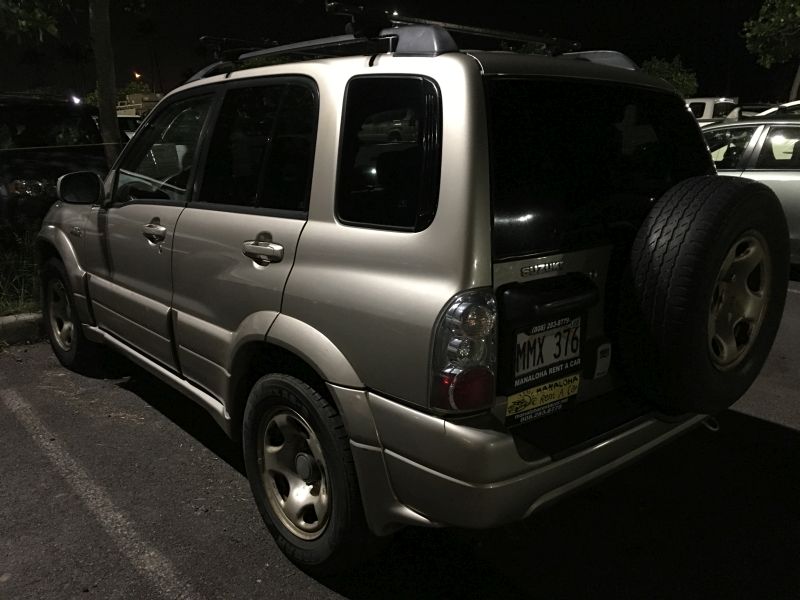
[133,71,142,79]
[392,10,399,16]
[70,95,81,104]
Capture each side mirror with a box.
[57,171,104,205]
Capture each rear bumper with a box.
[332,385,703,533]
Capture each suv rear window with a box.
[486,78,711,260]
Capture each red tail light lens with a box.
[432,366,495,411]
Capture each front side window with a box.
[337,76,441,231]
[199,82,317,212]
[755,126,800,169]
[115,94,213,204]
[704,126,758,170]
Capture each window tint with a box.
[486,78,711,260]
[116,95,212,203]
[703,126,758,170]
[688,102,705,118]
[755,126,800,169]
[337,77,440,230]
[199,83,317,212]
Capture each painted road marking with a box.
[0,388,199,600]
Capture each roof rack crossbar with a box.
[238,34,378,61]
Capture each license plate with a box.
[506,373,581,425]
[513,316,582,389]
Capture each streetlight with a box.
[133,71,142,80]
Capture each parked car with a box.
[0,94,107,228]
[723,103,774,122]
[117,115,143,141]
[757,99,800,118]
[686,96,738,127]
[37,21,788,575]
[703,119,800,265]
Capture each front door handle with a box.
[242,240,284,264]
[142,222,167,243]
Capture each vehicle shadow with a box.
[324,411,800,600]
[109,360,799,599]
[106,355,246,476]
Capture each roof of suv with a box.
[465,51,673,91]
[179,23,675,98]
[177,48,674,103]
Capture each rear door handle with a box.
[142,222,167,243]
[242,240,284,264]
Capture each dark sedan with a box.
[0,95,109,228]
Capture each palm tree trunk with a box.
[88,0,120,168]
[791,61,800,101]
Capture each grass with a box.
[0,224,40,317]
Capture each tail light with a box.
[430,290,497,413]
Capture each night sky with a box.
[0,0,795,103]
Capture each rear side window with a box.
[703,126,758,170]
[755,126,800,170]
[199,82,317,212]
[337,76,441,231]
[486,78,712,260]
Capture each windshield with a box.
[0,104,101,150]
[486,78,712,260]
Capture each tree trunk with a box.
[791,61,800,101]
[88,0,120,168]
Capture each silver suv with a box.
[38,19,789,574]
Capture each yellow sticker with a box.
[506,373,581,417]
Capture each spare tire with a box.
[622,176,789,415]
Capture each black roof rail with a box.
[185,2,581,82]
[326,2,579,54]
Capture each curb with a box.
[0,313,44,346]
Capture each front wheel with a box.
[242,373,377,575]
[41,258,99,373]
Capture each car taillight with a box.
[430,290,497,413]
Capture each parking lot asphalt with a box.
[1,285,798,600]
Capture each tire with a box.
[622,176,789,415]
[242,373,376,575]
[41,258,99,373]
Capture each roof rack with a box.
[186,2,582,82]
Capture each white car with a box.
[686,96,738,127]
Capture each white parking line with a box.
[0,388,199,600]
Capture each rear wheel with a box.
[242,373,376,575]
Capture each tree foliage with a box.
[641,56,699,97]
[0,0,121,164]
[743,0,800,68]
[0,0,65,42]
